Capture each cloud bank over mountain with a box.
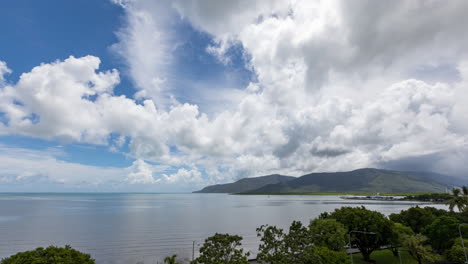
[1,0,468,190]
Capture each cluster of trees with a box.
[185,188,468,264]
[187,205,468,264]
[404,193,452,202]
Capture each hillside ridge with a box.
[195,168,459,194]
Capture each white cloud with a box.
[0,146,125,190]
[126,159,159,184]
[0,56,119,144]
[125,159,203,186]
[1,54,467,187]
[2,1,468,190]
[162,167,203,184]
[0,60,11,85]
[111,0,176,108]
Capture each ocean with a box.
[0,193,447,263]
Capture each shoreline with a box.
[233,192,439,196]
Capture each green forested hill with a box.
[249,168,448,193]
[193,174,295,193]
[195,168,456,194]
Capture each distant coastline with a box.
[235,192,425,196]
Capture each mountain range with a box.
[193,174,295,193]
[194,168,465,194]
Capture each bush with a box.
[314,246,350,264]
[0,245,94,264]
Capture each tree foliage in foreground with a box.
[447,187,468,212]
[256,221,318,264]
[164,254,181,264]
[0,245,94,264]
[389,206,438,233]
[423,215,460,252]
[309,218,347,251]
[256,220,349,264]
[322,206,393,261]
[388,222,414,256]
[403,234,440,264]
[446,238,468,264]
[193,233,249,264]
[313,247,350,264]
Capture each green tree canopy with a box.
[388,222,414,256]
[256,221,347,264]
[193,233,249,264]
[389,206,437,233]
[313,247,350,264]
[446,238,468,264]
[309,218,347,251]
[256,221,319,264]
[324,206,393,261]
[0,245,94,264]
[403,234,440,264]
[423,215,460,252]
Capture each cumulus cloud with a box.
[1,53,468,188]
[125,159,202,186]
[174,0,468,93]
[2,1,468,190]
[162,167,203,184]
[0,60,11,85]
[126,159,159,184]
[0,56,119,143]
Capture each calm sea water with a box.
[0,193,447,263]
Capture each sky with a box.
[1,0,468,192]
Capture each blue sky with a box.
[1,0,468,191]
[0,1,130,169]
[0,0,250,173]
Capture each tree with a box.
[0,245,94,264]
[463,186,468,197]
[447,188,468,212]
[282,221,316,262]
[446,238,468,264]
[325,206,393,261]
[309,218,347,251]
[193,233,249,264]
[403,234,440,264]
[423,216,459,252]
[256,225,286,263]
[388,222,414,256]
[256,221,319,264]
[164,254,181,264]
[389,206,437,233]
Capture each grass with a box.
[236,192,440,196]
[353,249,418,264]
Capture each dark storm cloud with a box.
[378,147,468,178]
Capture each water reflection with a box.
[0,193,447,263]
